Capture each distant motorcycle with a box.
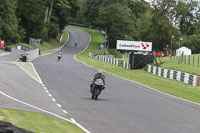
[57,53,62,61]
[91,78,104,100]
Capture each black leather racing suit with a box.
[90,74,105,92]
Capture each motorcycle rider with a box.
[57,52,62,61]
[75,41,78,47]
[90,70,105,92]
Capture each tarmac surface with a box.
[33,27,200,133]
[0,49,67,118]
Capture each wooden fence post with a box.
[189,55,190,65]
[184,55,186,64]
[193,55,194,66]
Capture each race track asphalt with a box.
[33,27,200,133]
[0,50,66,118]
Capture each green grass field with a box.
[73,25,200,104]
[157,55,200,75]
[40,31,68,55]
[0,108,84,133]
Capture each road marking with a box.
[63,110,68,114]
[48,94,52,97]
[52,98,56,102]
[56,103,62,108]
[45,90,49,93]
[26,28,91,133]
[70,118,91,133]
[13,62,42,84]
[43,87,47,90]
[70,118,76,123]
[0,90,72,122]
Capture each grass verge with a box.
[14,62,40,82]
[72,25,200,104]
[10,30,68,55]
[40,31,68,53]
[157,55,200,75]
[0,108,84,133]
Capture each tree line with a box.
[0,0,78,44]
[74,0,200,53]
[0,0,199,53]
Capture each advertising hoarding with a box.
[117,40,152,52]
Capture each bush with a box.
[46,23,60,39]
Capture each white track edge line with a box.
[13,62,42,84]
[0,90,72,122]
[30,62,43,83]
[31,43,91,132]
[0,89,91,133]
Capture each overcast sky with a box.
[145,0,152,3]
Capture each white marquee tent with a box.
[176,46,191,56]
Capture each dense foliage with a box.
[80,0,200,53]
[0,0,78,44]
[0,0,199,53]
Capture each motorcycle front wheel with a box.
[94,88,101,100]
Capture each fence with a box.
[94,54,130,69]
[169,54,200,67]
[146,64,199,86]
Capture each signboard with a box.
[1,41,4,48]
[117,40,152,52]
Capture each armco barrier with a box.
[25,49,39,62]
[147,64,199,86]
[96,55,130,69]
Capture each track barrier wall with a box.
[25,49,39,62]
[146,64,199,86]
[95,54,130,69]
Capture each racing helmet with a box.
[97,70,103,76]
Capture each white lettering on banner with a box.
[116,40,152,51]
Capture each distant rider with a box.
[90,70,106,92]
[57,52,62,61]
[75,41,78,47]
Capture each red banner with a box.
[1,41,4,48]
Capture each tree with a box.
[127,0,150,20]
[0,0,23,44]
[96,3,135,40]
[175,1,200,35]
[149,5,177,51]
[182,34,200,54]
[17,0,46,40]
[84,0,104,25]
[52,0,71,31]
[136,10,153,41]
